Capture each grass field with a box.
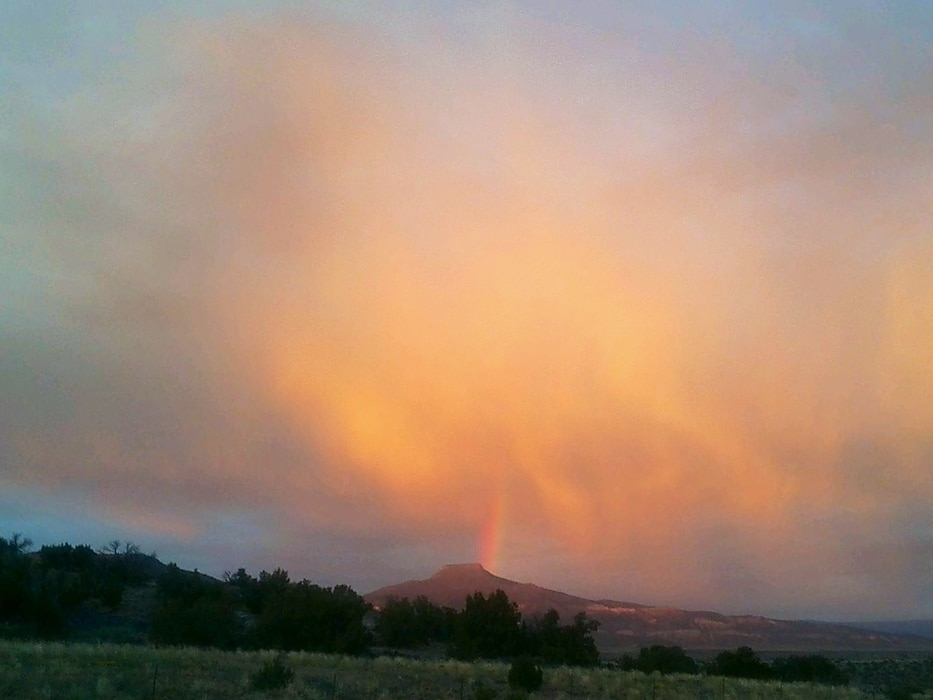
[0,640,875,700]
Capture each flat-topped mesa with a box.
[434,562,491,576]
[365,562,598,616]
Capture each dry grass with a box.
[0,640,872,700]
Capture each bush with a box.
[622,645,699,675]
[249,654,294,691]
[708,646,774,680]
[772,654,849,685]
[508,655,543,692]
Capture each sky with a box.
[1,1,931,622]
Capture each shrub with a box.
[249,654,294,691]
[508,655,543,693]
[772,654,849,685]
[708,646,772,680]
[472,680,497,700]
[624,645,699,675]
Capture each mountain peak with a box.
[434,562,491,576]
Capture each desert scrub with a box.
[249,653,294,691]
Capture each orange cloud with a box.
[5,9,931,616]
[170,19,931,577]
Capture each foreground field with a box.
[0,641,872,700]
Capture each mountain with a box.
[366,562,646,616]
[365,563,933,654]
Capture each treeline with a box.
[156,573,600,666]
[0,534,369,653]
[616,644,850,686]
[376,590,600,666]
[151,566,371,653]
[0,535,600,667]
[0,536,151,638]
[0,533,857,686]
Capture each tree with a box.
[376,597,420,647]
[256,568,291,606]
[375,595,454,648]
[708,646,772,680]
[772,654,849,685]
[253,578,370,654]
[224,568,262,614]
[150,564,241,649]
[0,537,35,625]
[413,595,456,643]
[620,645,698,675]
[7,534,32,555]
[449,589,523,660]
[564,612,600,667]
[527,609,600,667]
[0,534,71,637]
[39,544,96,573]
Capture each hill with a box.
[848,619,933,640]
[365,563,933,654]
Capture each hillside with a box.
[365,563,933,654]
[849,620,933,640]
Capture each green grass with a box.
[0,640,873,700]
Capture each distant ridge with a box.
[365,564,933,654]
[850,620,933,640]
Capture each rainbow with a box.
[478,490,505,573]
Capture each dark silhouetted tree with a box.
[619,645,698,675]
[7,534,32,555]
[527,609,600,667]
[376,597,420,647]
[224,567,262,614]
[708,646,773,680]
[253,577,370,654]
[150,564,241,649]
[375,595,455,647]
[449,589,523,660]
[772,654,849,685]
[0,534,70,637]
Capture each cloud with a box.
[2,5,931,618]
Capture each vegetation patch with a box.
[249,653,294,692]
[0,640,881,700]
[507,655,543,692]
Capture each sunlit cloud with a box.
[1,3,930,619]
